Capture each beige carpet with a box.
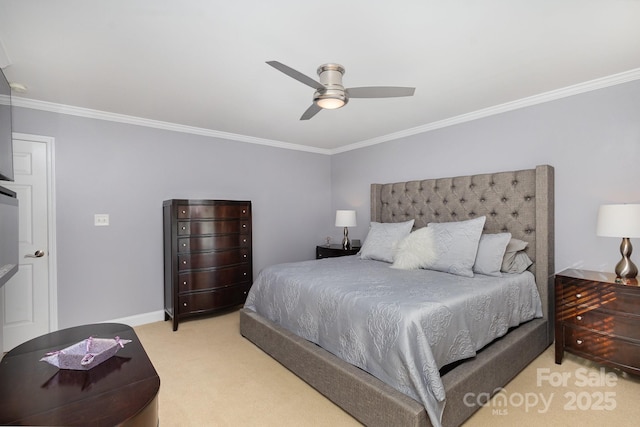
[134,311,640,426]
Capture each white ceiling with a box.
[1,0,639,152]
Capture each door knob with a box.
[25,250,45,258]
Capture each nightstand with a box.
[555,269,640,376]
[316,244,360,259]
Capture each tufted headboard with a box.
[370,165,555,344]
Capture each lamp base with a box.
[615,237,638,282]
[342,227,351,250]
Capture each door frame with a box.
[12,132,58,332]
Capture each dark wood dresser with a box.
[555,269,640,375]
[163,199,252,331]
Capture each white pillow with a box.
[390,227,436,270]
[473,233,511,276]
[422,216,486,277]
[359,220,415,263]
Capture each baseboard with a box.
[103,310,166,327]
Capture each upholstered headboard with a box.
[370,165,555,344]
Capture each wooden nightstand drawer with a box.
[563,308,640,341]
[563,325,640,374]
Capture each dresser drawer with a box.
[177,204,250,220]
[563,308,640,341]
[564,325,640,371]
[177,220,251,236]
[599,286,640,313]
[177,235,251,252]
[178,248,250,271]
[178,284,251,315]
[178,264,251,292]
[558,282,602,307]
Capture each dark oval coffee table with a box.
[0,323,160,426]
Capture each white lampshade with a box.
[335,210,357,227]
[596,204,640,238]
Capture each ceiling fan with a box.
[266,61,416,120]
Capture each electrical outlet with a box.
[94,214,109,226]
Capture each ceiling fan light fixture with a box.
[316,97,345,109]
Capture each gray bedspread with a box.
[244,255,542,427]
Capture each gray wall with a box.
[331,79,640,275]
[11,78,640,328]
[13,108,332,328]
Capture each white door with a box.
[0,137,51,351]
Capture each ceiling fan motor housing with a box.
[314,63,348,108]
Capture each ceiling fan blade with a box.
[346,86,415,98]
[300,103,322,120]
[266,61,324,90]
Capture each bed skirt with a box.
[240,308,549,427]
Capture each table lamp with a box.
[596,204,640,283]
[335,210,357,250]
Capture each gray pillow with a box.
[359,220,415,263]
[501,238,533,273]
[473,233,512,276]
[421,216,486,277]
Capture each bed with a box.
[240,165,554,426]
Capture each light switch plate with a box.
[94,214,109,226]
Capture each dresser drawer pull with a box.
[576,293,582,299]
[576,339,583,345]
[576,315,582,321]
[182,260,187,265]
[243,272,247,276]
[181,226,186,230]
[183,281,187,286]
[183,302,187,307]
[242,224,247,228]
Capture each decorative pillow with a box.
[501,238,528,271]
[507,252,534,273]
[473,233,512,276]
[421,216,486,277]
[359,220,415,263]
[501,238,533,273]
[390,227,436,270]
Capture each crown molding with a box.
[10,97,332,155]
[330,67,640,154]
[11,67,640,156]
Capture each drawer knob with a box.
[183,302,187,307]
[243,272,247,276]
[243,254,247,258]
[181,210,186,214]
[576,293,582,299]
[183,281,187,285]
[242,224,247,228]
[576,315,582,321]
[181,226,186,230]
[183,260,187,265]
[576,339,583,345]
[182,243,186,247]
